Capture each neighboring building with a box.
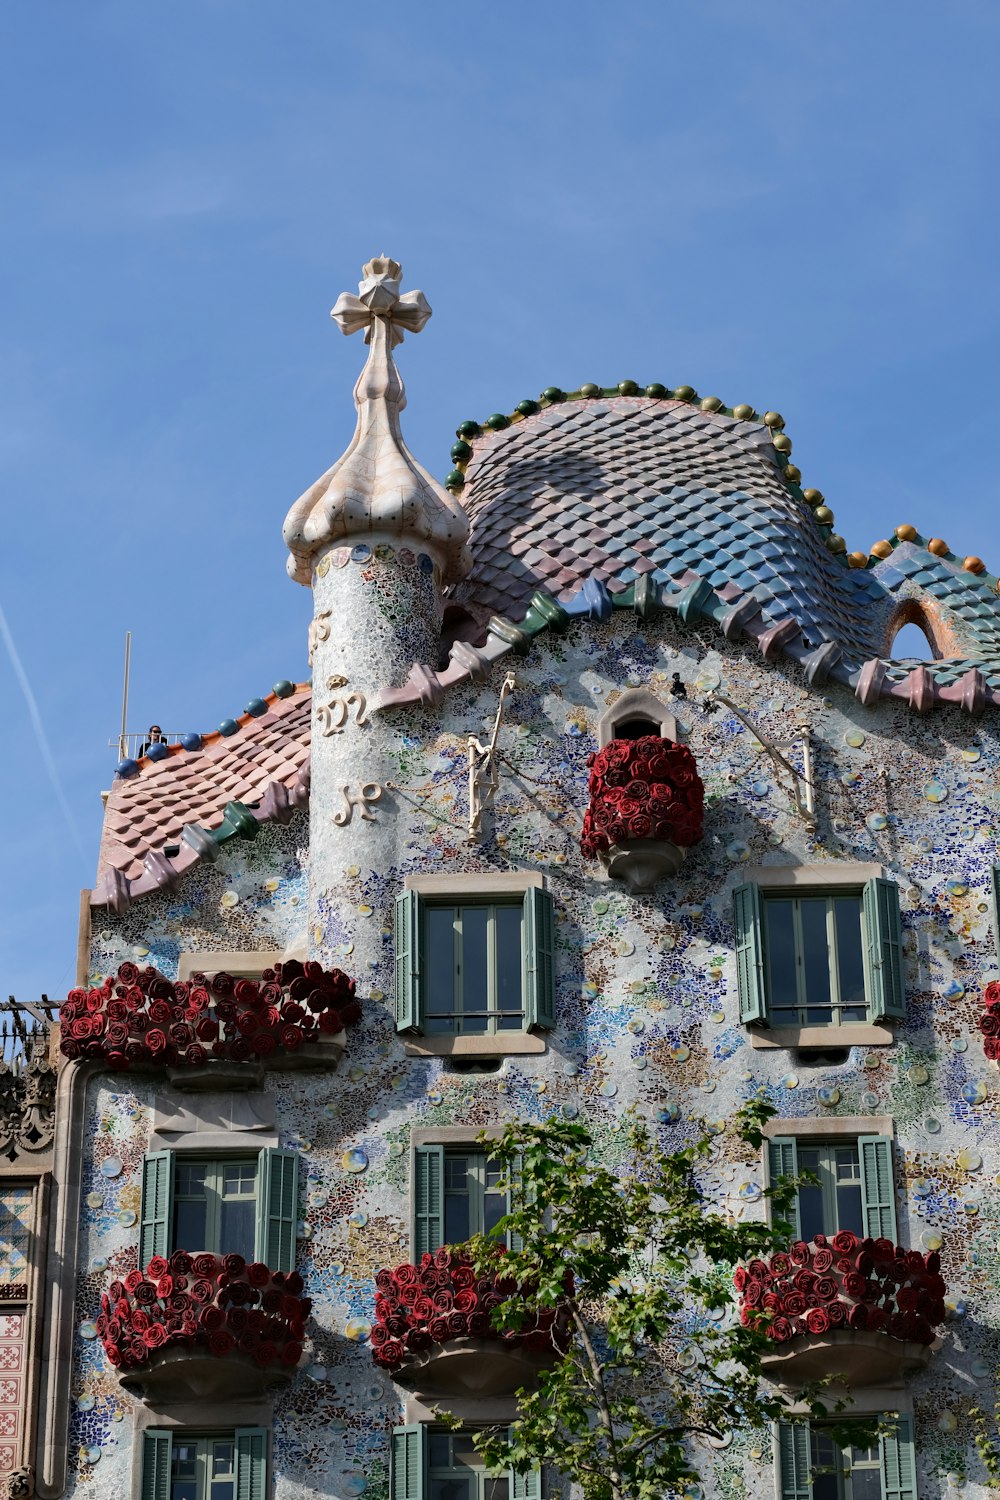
[24,256,1000,1499]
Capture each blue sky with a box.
[2,2,1000,1001]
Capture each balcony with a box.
[98,1251,309,1400]
[735,1232,945,1387]
[370,1248,569,1399]
[59,959,361,1085]
[579,735,704,893]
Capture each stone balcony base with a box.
[391,1336,560,1400]
[761,1328,936,1388]
[120,1345,296,1403]
[600,839,686,893]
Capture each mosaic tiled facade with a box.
[38,261,1000,1500]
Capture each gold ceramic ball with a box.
[772,433,792,454]
[927,538,949,556]
[802,488,824,506]
[828,534,847,553]
[848,551,869,568]
[814,505,834,525]
[700,395,723,412]
[784,464,802,484]
[895,524,918,542]
[870,540,893,559]
[732,403,755,420]
[763,411,785,429]
[964,555,986,574]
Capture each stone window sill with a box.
[403,1033,546,1057]
[750,1023,894,1050]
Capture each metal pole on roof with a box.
[118,631,132,761]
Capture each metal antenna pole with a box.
[118,631,132,760]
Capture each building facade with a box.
[21,257,1000,1498]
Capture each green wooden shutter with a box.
[523,887,556,1031]
[395,890,423,1033]
[413,1145,445,1258]
[863,877,906,1020]
[767,1137,801,1241]
[256,1148,298,1271]
[734,883,769,1024]
[141,1430,173,1500]
[859,1135,897,1241]
[391,1425,427,1500]
[139,1151,174,1268]
[510,1464,542,1500]
[777,1422,812,1500]
[881,1415,917,1500]
[235,1429,268,1500]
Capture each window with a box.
[139,1148,298,1270]
[767,1136,896,1244]
[395,887,555,1036]
[734,877,904,1028]
[142,1430,266,1500]
[414,1146,520,1258]
[777,1417,916,1500]
[392,1426,541,1500]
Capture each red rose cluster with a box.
[98,1251,309,1373]
[59,959,361,1069]
[979,980,1000,1060]
[580,735,704,860]
[734,1232,946,1346]
[370,1248,570,1371]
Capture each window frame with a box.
[763,1120,897,1245]
[396,874,555,1048]
[734,865,904,1046]
[172,1156,260,1263]
[422,898,527,1036]
[139,1146,298,1271]
[762,891,868,1028]
[775,1415,916,1500]
[141,1428,267,1500]
[412,1140,519,1259]
[391,1424,542,1500]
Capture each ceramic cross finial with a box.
[283,257,470,587]
[330,256,432,348]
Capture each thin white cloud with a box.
[0,604,86,859]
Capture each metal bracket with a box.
[467,673,516,840]
[705,692,816,831]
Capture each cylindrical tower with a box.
[283,257,470,967]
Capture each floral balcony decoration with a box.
[978,980,1000,1062]
[370,1248,570,1397]
[98,1252,308,1398]
[735,1232,946,1385]
[580,735,704,893]
[59,959,361,1070]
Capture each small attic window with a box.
[598,688,679,748]
[614,717,661,740]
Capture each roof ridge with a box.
[115,678,310,780]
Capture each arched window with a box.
[887,602,940,662]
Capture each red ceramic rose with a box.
[734,1233,946,1347]
[581,735,704,861]
[370,1247,571,1372]
[60,960,361,1069]
[980,984,1000,1060]
[98,1253,307,1375]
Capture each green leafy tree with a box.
[972,1396,1000,1492]
[459,1104,869,1500]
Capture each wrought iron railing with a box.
[107,731,194,762]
